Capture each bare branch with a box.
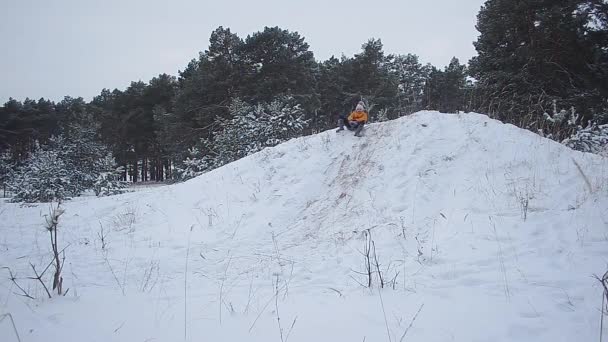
[27,263,52,299]
[399,304,425,342]
[0,313,22,342]
[4,267,34,300]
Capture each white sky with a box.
[0,0,485,103]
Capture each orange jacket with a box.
[348,110,368,123]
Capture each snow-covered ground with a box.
[1,111,607,342]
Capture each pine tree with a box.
[51,124,113,193]
[241,27,317,109]
[440,58,467,113]
[152,105,185,179]
[173,27,245,147]
[93,154,128,197]
[205,98,261,167]
[389,54,432,116]
[422,58,467,113]
[316,57,348,131]
[263,96,309,144]
[174,147,213,181]
[470,0,608,126]
[9,145,72,202]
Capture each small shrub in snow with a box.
[46,203,66,296]
[6,203,68,299]
[375,108,389,122]
[562,123,608,157]
[542,103,608,157]
[543,105,578,126]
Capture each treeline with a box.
[1,0,607,198]
[0,26,470,185]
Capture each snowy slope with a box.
[1,111,607,342]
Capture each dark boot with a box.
[336,118,345,132]
[354,122,364,136]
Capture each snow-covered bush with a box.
[540,103,579,140]
[542,104,608,156]
[542,103,578,126]
[562,123,608,157]
[375,108,389,122]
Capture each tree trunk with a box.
[159,159,164,181]
[165,160,171,180]
[133,157,138,183]
[120,164,125,182]
[153,158,159,181]
[157,158,161,182]
[142,157,147,182]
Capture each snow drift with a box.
[1,111,607,342]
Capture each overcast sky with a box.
[1,0,485,103]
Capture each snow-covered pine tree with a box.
[93,154,128,196]
[55,124,127,196]
[205,98,261,168]
[44,135,90,196]
[174,147,213,181]
[8,122,127,202]
[176,96,309,181]
[9,145,72,202]
[262,96,309,145]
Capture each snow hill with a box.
[1,111,607,342]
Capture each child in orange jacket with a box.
[336,101,368,136]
